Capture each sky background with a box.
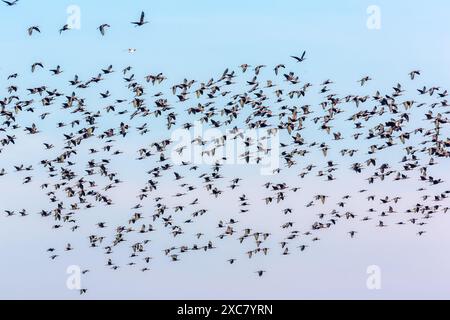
[0,0,450,299]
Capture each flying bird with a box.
[291,51,306,62]
[59,24,70,34]
[27,26,40,36]
[131,11,148,27]
[2,0,19,6]
[98,24,110,36]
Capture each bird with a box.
[27,26,40,36]
[50,65,63,75]
[0,25,447,297]
[358,76,372,86]
[98,24,110,36]
[2,0,19,6]
[255,270,266,277]
[31,62,44,72]
[291,51,306,62]
[409,70,421,80]
[59,24,70,34]
[131,11,148,27]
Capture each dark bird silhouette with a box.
[2,0,19,6]
[27,26,40,36]
[291,51,306,62]
[98,24,110,36]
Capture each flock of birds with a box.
[1,2,450,296]
[3,0,149,38]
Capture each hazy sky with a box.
[0,0,450,299]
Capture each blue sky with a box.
[0,0,450,299]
